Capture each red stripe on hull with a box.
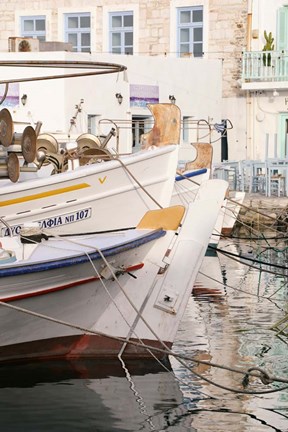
[1,263,144,303]
[2,276,99,303]
[0,334,172,365]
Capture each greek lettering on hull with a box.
[1,208,92,236]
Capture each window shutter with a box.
[277,7,288,51]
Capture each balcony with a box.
[241,50,288,91]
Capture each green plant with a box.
[262,30,274,66]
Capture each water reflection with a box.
[172,241,288,431]
[0,359,192,431]
[0,239,288,431]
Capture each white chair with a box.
[265,158,288,197]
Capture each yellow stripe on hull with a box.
[0,183,90,207]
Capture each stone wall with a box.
[235,195,288,236]
[209,0,247,98]
[0,0,248,98]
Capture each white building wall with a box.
[6,1,281,162]
[242,0,288,160]
[0,51,223,159]
[250,0,284,51]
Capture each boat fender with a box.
[20,225,49,244]
[20,233,49,244]
[0,248,16,264]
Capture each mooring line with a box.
[2,228,288,395]
[1,296,288,394]
[212,244,288,271]
[175,170,288,238]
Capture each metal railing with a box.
[242,50,288,82]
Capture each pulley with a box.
[0,108,13,147]
[76,133,102,153]
[36,133,59,154]
[0,153,38,183]
[0,108,37,163]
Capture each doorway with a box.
[132,115,153,151]
[278,113,288,157]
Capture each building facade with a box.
[3,1,284,163]
[240,0,288,162]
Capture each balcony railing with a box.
[242,50,288,82]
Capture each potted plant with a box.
[262,30,274,67]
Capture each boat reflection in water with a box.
[0,358,193,431]
[172,239,288,432]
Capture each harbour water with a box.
[1,237,288,431]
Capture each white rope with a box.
[113,153,163,208]
[175,170,288,235]
[40,233,211,407]
[37,232,174,358]
[4,232,288,394]
[1,296,288,393]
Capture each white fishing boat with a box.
[0,102,213,238]
[205,190,245,256]
[0,61,184,237]
[140,103,225,254]
[0,143,179,236]
[172,168,227,256]
[141,104,229,254]
[0,179,227,363]
[221,191,245,236]
[141,103,212,206]
[0,59,218,247]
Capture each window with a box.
[64,13,91,52]
[87,114,99,134]
[109,12,133,54]
[21,16,46,41]
[277,6,288,51]
[132,115,153,151]
[177,7,203,57]
[182,116,190,142]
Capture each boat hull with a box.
[0,227,189,363]
[0,230,176,357]
[0,181,227,364]
[0,334,173,364]
[171,168,210,206]
[221,191,245,236]
[0,145,178,236]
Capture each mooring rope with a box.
[212,245,288,272]
[1,233,288,394]
[3,220,288,395]
[113,155,163,208]
[30,231,182,360]
[197,269,285,307]
[1,297,288,394]
[175,170,288,238]
[216,248,288,278]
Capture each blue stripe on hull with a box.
[0,230,166,277]
[175,168,207,182]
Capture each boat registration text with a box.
[1,208,92,236]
